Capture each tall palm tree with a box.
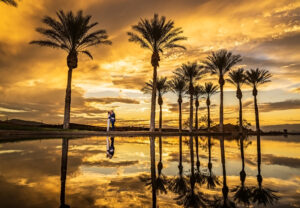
[156,136,168,194]
[194,136,205,185]
[60,138,70,208]
[142,77,169,132]
[174,62,207,132]
[245,68,272,134]
[30,10,111,129]
[194,85,204,130]
[203,82,218,131]
[227,68,246,133]
[252,134,279,206]
[1,0,17,6]
[203,50,242,132]
[128,14,186,132]
[169,76,187,132]
[168,136,189,194]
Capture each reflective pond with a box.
[0,135,300,207]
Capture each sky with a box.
[0,0,300,128]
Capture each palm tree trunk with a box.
[239,97,243,133]
[60,138,69,207]
[159,104,162,132]
[179,99,182,132]
[179,136,183,174]
[219,81,224,132]
[207,97,211,131]
[63,69,73,129]
[195,100,199,131]
[189,83,193,132]
[150,136,156,208]
[150,66,158,132]
[195,136,200,171]
[254,95,260,134]
[240,137,245,171]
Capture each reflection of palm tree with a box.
[203,83,218,131]
[1,0,17,6]
[211,136,236,208]
[176,136,207,207]
[30,10,111,129]
[205,136,220,189]
[150,136,157,208]
[245,68,272,134]
[128,14,186,132]
[203,50,242,132]
[142,77,169,132]
[174,62,207,132]
[168,136,188,194]
[169,77,187,132]
[194,136,205,185]
[60,138,70,208]
[232,136,252,206]
[227,68,246,134]
[193,86,204,131]
[252,135,279,206]
[156,136,168,194]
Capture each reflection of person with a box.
[107,111,111,132]
[110,110,115,130]
[106,136,115,159]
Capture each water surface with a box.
[0,135,299,207]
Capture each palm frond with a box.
[245,68,272,87]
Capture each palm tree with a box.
[194,136,205,185]
[203,82,218,131]
[168,136,189,194]
[227,68,246,133]
[174,62,207,132]
[60,138,70,208]
[245,68,272,134]
[142,77,169,132]
[128,14,186,132]
[30,10,111,129]
[194,85,204,130]
[1,0,17,6]
[169,76,187,132]
[150,136,157,208]
[203,50,242,132]
[156,136,168,194]
[252,134,279,206]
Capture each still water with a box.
[0,135,299,208]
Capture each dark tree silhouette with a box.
[203,50,242,132]
[174,62,207,132]
[30,10,111,129]
[246,68,272,134]
[193,85,204,131]
[142,77,169,132]
[128,14,186,132]
[202,82,218,131]
[60,138,70,208]
[169,76,187,132]
[227,68,246,134]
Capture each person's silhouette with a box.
[106,137,115,159]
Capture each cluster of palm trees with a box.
[1,5,271,132]
[141,58,271,134]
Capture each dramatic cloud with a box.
[86,97,140,104]
[260,99,300,112]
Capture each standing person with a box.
[110,110,116,131]
[107,111,111,132]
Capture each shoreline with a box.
[0,130,299,142]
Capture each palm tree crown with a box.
[142,77,169,96]
[168,76,187,97]
[1,0,17,6]
[245,68,272,91]
[203,82,219,97]
[227,68,246,87]
[174,62,206,84]
[203,49,242,78]
[127,13,186,67]
[30,10,111,66]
